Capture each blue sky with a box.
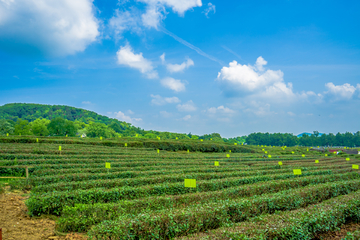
[0,0,359,138]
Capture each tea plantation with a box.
[1,136,360,239]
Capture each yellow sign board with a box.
[184,179,196,188]
[278,161,282,166]
[214,161,219,166]
[293,169,302,175]
[352,165,359,169]
[226,154,230,158]
[105,162,111,169]
[315,160,319,163]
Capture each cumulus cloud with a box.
[160,53,166,64]
[166,58,194,73]
[116,43,158,79]
[139,0,202,28]
[150,94,181,105]
[325,82,357,100]
[115,111,142,123]
[207,105,235,114]
[217,56,307,103]
[160,77,186,92]
[177,100,196,112]
[0,0,99,56]
[160,110,172,118]
[202,2,215,18]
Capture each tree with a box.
[0,119,14,135]
[86,122,117,138]
[48,117,77,136]
[30,118,50,136]
[14,119,32,135]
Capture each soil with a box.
[0,186,87,240]
[313,222,360,240]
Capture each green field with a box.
[1,136,360,239]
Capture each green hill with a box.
[0,103,129,126]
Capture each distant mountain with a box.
[297,132,324,137]
[0,103,133,128]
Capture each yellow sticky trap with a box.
[325,154,328,156]
[262,149,265,151]
[352,165,359,169]
[176,137,178,140]
[241,143,243,145]
[136,134,138,137]
[59,146,62,151]
[100,137,102,140]
[157,149,160,154]
[187,149,189,153]
[226,154,230,158]
[229,150,231,153]
[125,143,127,147]
[317,146,319,148]
[268,155,272,158]
[6,133,9,136]
[265,151,267,154]
[333,152,336,154]
[234,143,237,145]
[346,158,350,161]
[19,133,21,136]
[36,138,39,143]
[200,139,203,142]
[184,179,196,188]
[214,161,219,166]
[315,160,319,163]
[66,135,68,137]
[278,161,282,166]
[344,147,346,149]
[293,169,302,175]
[291,151,294,154]
[302,154,305,157]
[307,148,309,151]
[210,138,212,140]
[105,162,111,169]
[261,145,263,147]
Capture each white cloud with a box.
[287,111,296,116]
[139,0,202,28]
[183,115,191,121]
[202,2,215,18]
[115,111,142,123]
[0,0,99,56]
[82,101,91,104]
[217,57,284,93]
[109,9,142,39]
[160,110,172,118]
[325,82,357,100]
[127,110,134,114]
[150,94,181,105]
[116,43,158,79]
[166,58,194,73]
[207,106,235,114]
[177,100,196,112]
[255,56,267,71]
[160,53,166,64]
[160,77,186,92]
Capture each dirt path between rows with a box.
[0,187,87,240]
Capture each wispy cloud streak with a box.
[159,26,224,66]
[221,45,246,63]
